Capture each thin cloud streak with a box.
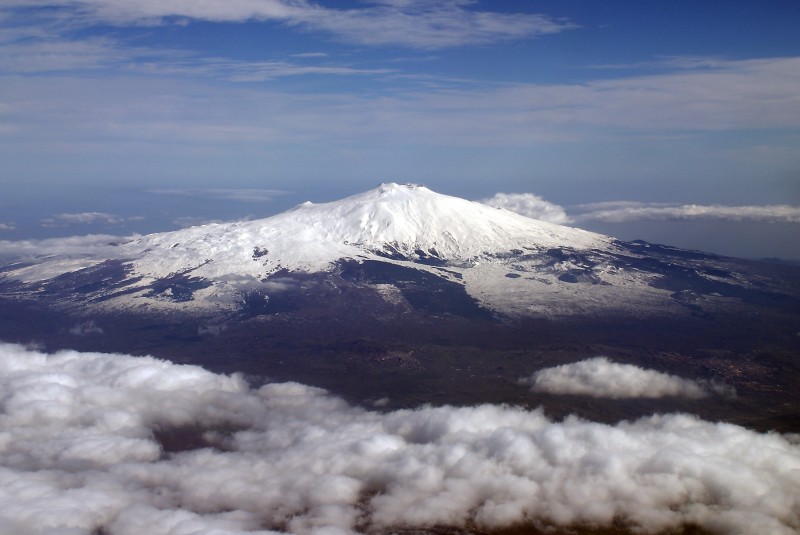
[1,1,575,49]
[487,195,800,225]
[0,32,393,80]
[2,57,799,154]
[150,188,290,203]
[0,343,797,535]
[40,212,142,227]
[573,203,800,224]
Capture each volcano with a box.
[3,182,797,320]
[1,184,799,430]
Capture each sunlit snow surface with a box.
[0,184,684,316]
[1,343,799,535]
[118,183,609,285]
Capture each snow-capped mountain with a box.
[1,183,798,320]
[119,182,609,275]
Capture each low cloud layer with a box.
[41,212,142,228]
[486,194,800,225]
[0,234,131,261]
[1,343,797,534]
[572,202,800,224]
[523,357,730,399]
[480,193,571,224]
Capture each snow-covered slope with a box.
[2,183,784,319]
[121,183,610,279]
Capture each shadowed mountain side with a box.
[1,183,799,434]
[1,291,798,434]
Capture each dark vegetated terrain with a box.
[2,270,798,434]
[2,241,799,438]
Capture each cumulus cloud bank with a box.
[523,357,730,399]
[480,193,571,224]
[1,343,797,534]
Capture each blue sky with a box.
[1,0,799,258]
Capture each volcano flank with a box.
[1,183,799,431]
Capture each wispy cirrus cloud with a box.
[1,0,575,49]
[0,343,796,535]
[0,35,134,73]
[3,56,799,154]
[150,188,289,203]
[40,212,144,228]
[0,31,392,80]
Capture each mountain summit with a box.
[123,182,609,280]
[263,182,607,258]
[1,183,798,320]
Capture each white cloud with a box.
[485,195,800,225]
[290,52,328,58]
[40,212,135,227]
[480,193,571,224]
[0,28,391,80]
[198,323,227,336]
[0,343,797,535]
[67,320,103,336]
[573,202,800,224]
[0,222,15,231]
[0,58,800,161]
[0,35,139,73]
[151,188,289,203]
[3,57,799,159]
[2,1,574,49]
[0,234,132,260]
[522,357,731,399]
[296,0,574,49]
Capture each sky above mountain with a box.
[1,1,799,259]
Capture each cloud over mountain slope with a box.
[523,357,732,399]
